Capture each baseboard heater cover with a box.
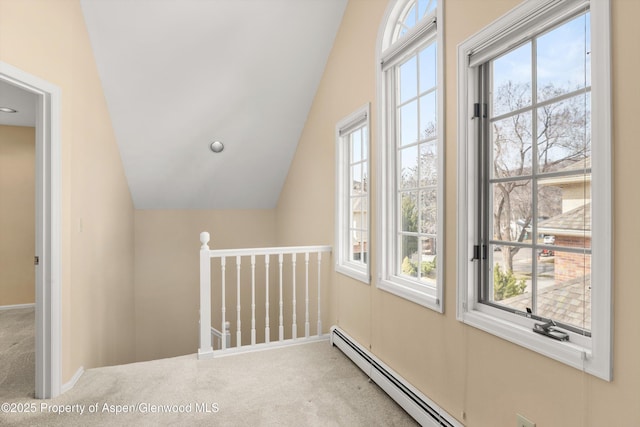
[330,326,463,427]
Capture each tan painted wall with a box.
[0,125,35,306]
[0,0,136,381]
[133,209,277,361]
[276,0,640,426]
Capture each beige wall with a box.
[276,0,640,426]
[0,0,136,381]
[133,209,277,361]
[0,125,35,306]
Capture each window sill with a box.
[457,308,613,380]
[336,264,369,284]
[378,278,442,313]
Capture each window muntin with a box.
[481,11,592,336]
[336,105,370,283]
[378,0,443,310]
[457,0,612,380]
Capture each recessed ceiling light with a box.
[0,107,17,113]
[210,141,224,153]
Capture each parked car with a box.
[540,235,555,256]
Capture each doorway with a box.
[0,61,61,399]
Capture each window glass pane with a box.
[538,176,590,246]
[491,42,532,117]
[401,4,417,34]
[491,180,532,243]
[419,91,437,140]
[537,93,590,174]
[400,145,418,189]
[419,237,437,282]
[536,251,591,331]
[419,189,437,234]
[419,141,437,187]
[401,192,418,232]
[537,13,590,102]
[362,126,368,160]
[492,111,532,179]
[537,178,563,222]
[490,247,532,308]
[399,56,418,103]
[350,230,362,262]
[400,235,419,277]
[394,0,437,43]
[419,43,437,93]
[351,129,362,163]
[418,0,436,19]
[400,101,418,146]
[351,163,362,192]
[361,169,368,195]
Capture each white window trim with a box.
[376,0,445,312]
[456,0,612,380]
[335,103,371,284]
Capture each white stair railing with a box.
[198,232,332,359]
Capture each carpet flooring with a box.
[0,308,35,400]
[0,310,417,426]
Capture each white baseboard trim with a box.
[0,303,36,311]
[330,326,464,427]
[61,366,84,394]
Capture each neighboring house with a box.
[538,202,591,283]
[351,193,368,261]
[538,157,592,283]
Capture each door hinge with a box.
[34,256,40,266]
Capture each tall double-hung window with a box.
[336,104,370,283]
[377,0,444,311]
[457,0,612,380]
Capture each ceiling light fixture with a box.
[0,107,18,113]
[210,141,224,153]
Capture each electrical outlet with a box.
[517,414,536,427]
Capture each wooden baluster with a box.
[305,252,310,338]
[265,255,270,344]
[236,255,241,348]
[292,253,297,340]
[224,320,231,349]
[317,252,322,336]
[278,253,284,342]
[221,256,227,350]
[251,255,256,346]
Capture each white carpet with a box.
[0,308,35,400]
[1,334,418,426]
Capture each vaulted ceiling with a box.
[79,0,347,209]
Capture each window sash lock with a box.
[533,320,570,342]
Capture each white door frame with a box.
[0,61,61,399]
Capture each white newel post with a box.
[198,232,213,358]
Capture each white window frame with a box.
[376,0,445,311]
[456,0,612,380]
[336,104,371,284]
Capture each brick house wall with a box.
[553,235,591,282]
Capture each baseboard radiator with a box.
[330,326,463,427]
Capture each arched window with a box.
[376,0,444,311]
